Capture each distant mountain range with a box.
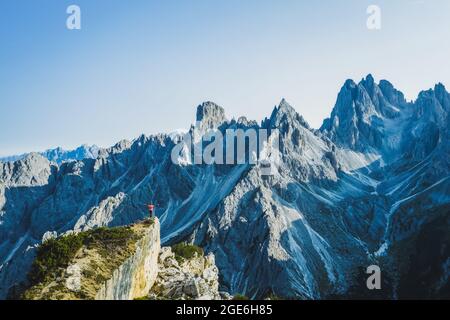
[0,75,448,299]
[0,145,101,165]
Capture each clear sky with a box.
[1,0,449,156]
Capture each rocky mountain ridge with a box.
[20,218,223,300]
[1,75,448,299]
[0,145,100,165]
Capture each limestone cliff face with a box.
[95,219,160,300]
[23,219,160,300]
[21,218,227,300]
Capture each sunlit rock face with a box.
[1,76,449,299]
[22,220,160,300]
[95,220,161,300]
[196,101,227,131]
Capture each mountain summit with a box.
[196,101,227,131]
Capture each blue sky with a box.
[1,0,450,156]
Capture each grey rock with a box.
[1,75,448,299]
[196,101,227,131]
[150,247,222,300]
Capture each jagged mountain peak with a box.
[434,83,450,111]
[335,75,405,108]
[109,139,132,153]
[22,152,47,162]
[417,82,449,109]
[268,99,310,130]
[1,76,448,300]
[378,79,407,107]
[0,152,53,188]
[412,83,449,128]
[270,98,294,119]
[343,78,357,89]
[11,152,50,170]
[434,82,447,93]
[43,145,100,164]
[320,75,449,161]
[278,98,294,110]
[416,82,449,105]
[320,74,409,151]
[196,101,227,130]
[359,74,376,93]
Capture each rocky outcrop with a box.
[95,220,160,300]
[149,247,222,300]
[23,219,160,300]
[20,218,226,300]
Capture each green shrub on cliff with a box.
[28,226,136,287]
[29,233,86,285]
[171,242,204,263]
[86,226,135,246]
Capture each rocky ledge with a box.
[22,219,160,300]
[20,218,227,300]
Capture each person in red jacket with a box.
[147,204,155,218]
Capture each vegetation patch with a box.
[29,233,86,286]
[171,242,204,264]
[23,224,140,299]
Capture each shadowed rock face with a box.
[1,76,449,299]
